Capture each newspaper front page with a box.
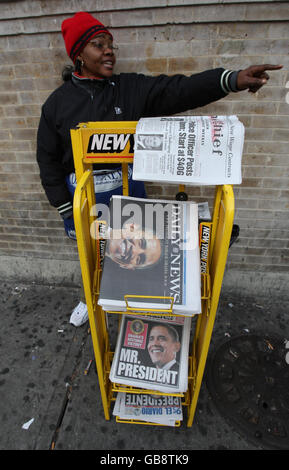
[109,314,191,393]
[113,392,183,426]
[98,195,201,315]
[133,115,244,185]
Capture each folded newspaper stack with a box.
[109,314,191,393]
[113,392,183,426]
[98,195,201,315]
[133,115,244,185]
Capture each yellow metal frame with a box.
[71,121,235,427]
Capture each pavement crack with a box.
[48,328,90,450]
[49,385,72,450]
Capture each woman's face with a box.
[78,33,116,79]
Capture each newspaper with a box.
[113,392,183,426]
[109,314,191,393]
[98,195,201,315]
[197,202,211,221]
[199,221,212,274]
[133,115,244,185]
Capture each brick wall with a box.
[0,0,288,287]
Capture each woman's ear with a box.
[77,55,84,66]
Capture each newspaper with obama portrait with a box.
[98,195,201,315]
[109,314,191,393]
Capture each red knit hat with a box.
[61,12,113,63]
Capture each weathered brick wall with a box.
[0,0,288,286]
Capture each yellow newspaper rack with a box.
[71,121,235,427]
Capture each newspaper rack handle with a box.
[124,294,175,314]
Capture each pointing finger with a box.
[251,64,283,73]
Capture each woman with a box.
[36,11,282,324]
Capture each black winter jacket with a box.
[36,68,231,210]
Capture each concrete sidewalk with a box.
[1,280,288,451]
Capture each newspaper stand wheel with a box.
[71,121,235,428]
